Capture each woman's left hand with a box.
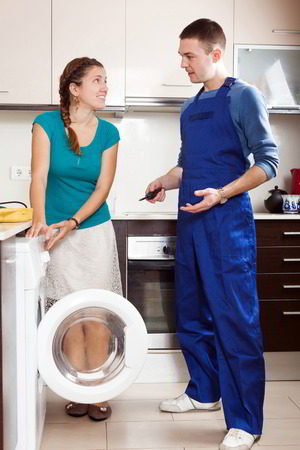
[179,188,221,213]
[44,220,75,250]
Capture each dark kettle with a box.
[264,185,288,213]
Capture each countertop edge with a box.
[0,214,299,240]
[112,213,300,220]
[0,221,32,241]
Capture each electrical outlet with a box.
[11,166,31,180]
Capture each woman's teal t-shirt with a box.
[34,110,120,229]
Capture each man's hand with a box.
[180,188,222,213]
[145,180,166,203]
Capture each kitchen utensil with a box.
[291,168,300,194]
[139,188,162,201]
[264,185,288,213]
[282,194,299,214]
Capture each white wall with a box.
[0,110,299,214]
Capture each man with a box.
[146,18,279,450]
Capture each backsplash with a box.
[0,110,299,214]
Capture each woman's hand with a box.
[145,179,166,203]
[180,188,221,213]
[26,221,50,238]
[44,220,76,250]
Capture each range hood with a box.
[125,97,186,112]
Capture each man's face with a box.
[178,38,215,83]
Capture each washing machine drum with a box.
[37,289,148,403]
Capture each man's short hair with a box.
[180,18,226,53]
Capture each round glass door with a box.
[38,289,148,403]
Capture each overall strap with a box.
[216,77,237,96]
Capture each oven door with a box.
[37,289,148,403]
[127,259,178,349]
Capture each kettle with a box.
[264,185,288,213]
[291,168,300,194]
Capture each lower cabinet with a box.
[256,220,300,352]
[113,219,300,352]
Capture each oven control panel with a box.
[127,236,176,260]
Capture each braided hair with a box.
[59,57,104,155]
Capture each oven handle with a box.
[128,259,175,270]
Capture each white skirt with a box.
[45,220,122,310]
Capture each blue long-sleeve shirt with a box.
[177,79,279,179]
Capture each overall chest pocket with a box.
[189,111,214,121]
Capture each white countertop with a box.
[112,212,300,220]
[0,213,298,241]
[254,213,300,220]
[0,221,32,241]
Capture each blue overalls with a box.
[176,77,265,435]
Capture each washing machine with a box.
[12,236,148,450]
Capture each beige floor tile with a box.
[171,407,224,422]
[108,399,173,422]
[263,393,300,418]
[186,447,260,450]
[116,383,187,401]
[45,389,87,424]
[289,393,300,409]
[259,419,300,446]
[257,447,300,450]
[40,422,106,450]
[265,381,300,396]
[107,420,225,448]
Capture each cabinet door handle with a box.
[283,232,300,236]
[283,285,300,289]
[0,90,9,93]
[161,83,192,87]
[272,29,300,34]
[283,311,300,315]
[283,258,300,262]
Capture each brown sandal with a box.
[65,402,89,417]
[88,403,112,421]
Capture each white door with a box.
[0,0,51,104]
[126,0,234,99]
[51,0,125,106]
[37,289,148,403]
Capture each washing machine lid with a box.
[37,289,148,403]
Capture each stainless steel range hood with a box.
[125,97,187,112]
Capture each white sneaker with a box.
[219,428,258,450]
[159,393,221,413]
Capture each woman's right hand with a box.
[145,179,166,203]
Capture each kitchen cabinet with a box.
[52,0,125,106]
[114,218,300,353]
[234,0,300,45]
[126,0,234,100]
[0,0,51,104]
[256,220,300,351]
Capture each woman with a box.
[26,57,122,421]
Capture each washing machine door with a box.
[37,289,148,403]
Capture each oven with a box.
[127,236,179,349]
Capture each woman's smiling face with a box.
[75,66,108,110]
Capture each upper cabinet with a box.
[126,0,234,100]
[52,0,125,106]
[0,0,51,104]
[235,0,300,45]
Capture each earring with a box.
[72,95,79,109]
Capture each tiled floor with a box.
[41,381,300,450]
